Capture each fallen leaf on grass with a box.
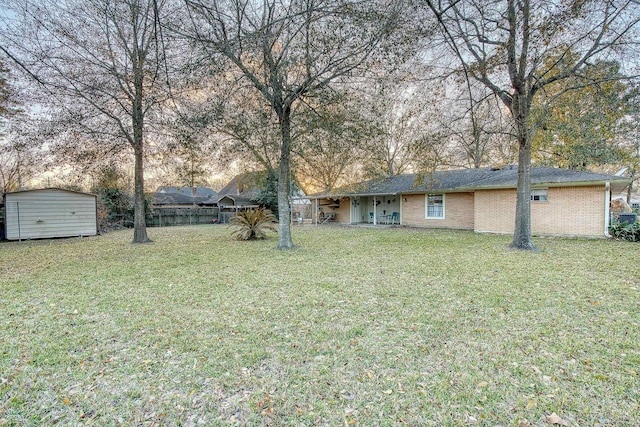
[546,412,569,426]
[518,420,534,427]
[256,395,271,410]
[261,407,275,418]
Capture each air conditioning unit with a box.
[619,213,637,224]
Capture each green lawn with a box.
[1,225,638,426]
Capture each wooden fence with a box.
[148,207,219,227]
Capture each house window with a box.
[531,189,548,202]
[426,194,445,219]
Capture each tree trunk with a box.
[131,76,151,243]
[132,143,151,243]
[130,44,151,244]
[627,170,635,205]
[510,94,536,251]
[276,104,295,250]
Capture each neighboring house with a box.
[153,186,217,207]
[308,166,631,238]
[3,188,98,241]
[203,171,308,223]
[612,194,640,212]
[202,172,263,209]
[201,172,264,223]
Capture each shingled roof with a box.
[310,166,630,198]
[153,186,217,206]
[201,172,262,205]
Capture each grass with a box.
[0,225,639,426]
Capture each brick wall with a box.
[334,198,350,223]
[402,192,474,229]
[474,186,606,237]
[474,189,516,234]
[314,197,350,223]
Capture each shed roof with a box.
[309,166,631,198]
[4,187,97,198]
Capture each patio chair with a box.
[390,212,399,224]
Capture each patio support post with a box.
[373,196,377,225]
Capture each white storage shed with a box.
[3,188,98,241]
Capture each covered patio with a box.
[308,194,401,226]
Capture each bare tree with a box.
[1,0,177,243]
[216,81,282,177]
[0,117,46,193]
[424,0,640,250]
[0,59,31,193]
[360,70,436,177]
[293,89,371,192]
[437,81,515,169]
[180,0,406,249]
[0,143,33,193]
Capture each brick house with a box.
[308,166,631,238]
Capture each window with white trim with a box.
[530,188,548,202]
[426,194,445,219]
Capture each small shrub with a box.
[229,208,277,240]
[609,221,640,242]
[97,187,134,231]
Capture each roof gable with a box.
[216,172,263,200]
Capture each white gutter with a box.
[604,181,611,238]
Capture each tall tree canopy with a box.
[424,0,640,250]
[532,60,637,170]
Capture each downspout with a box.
[604,181,611,238]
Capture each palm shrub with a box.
[229,208,277,240]
[609,220,640,242]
